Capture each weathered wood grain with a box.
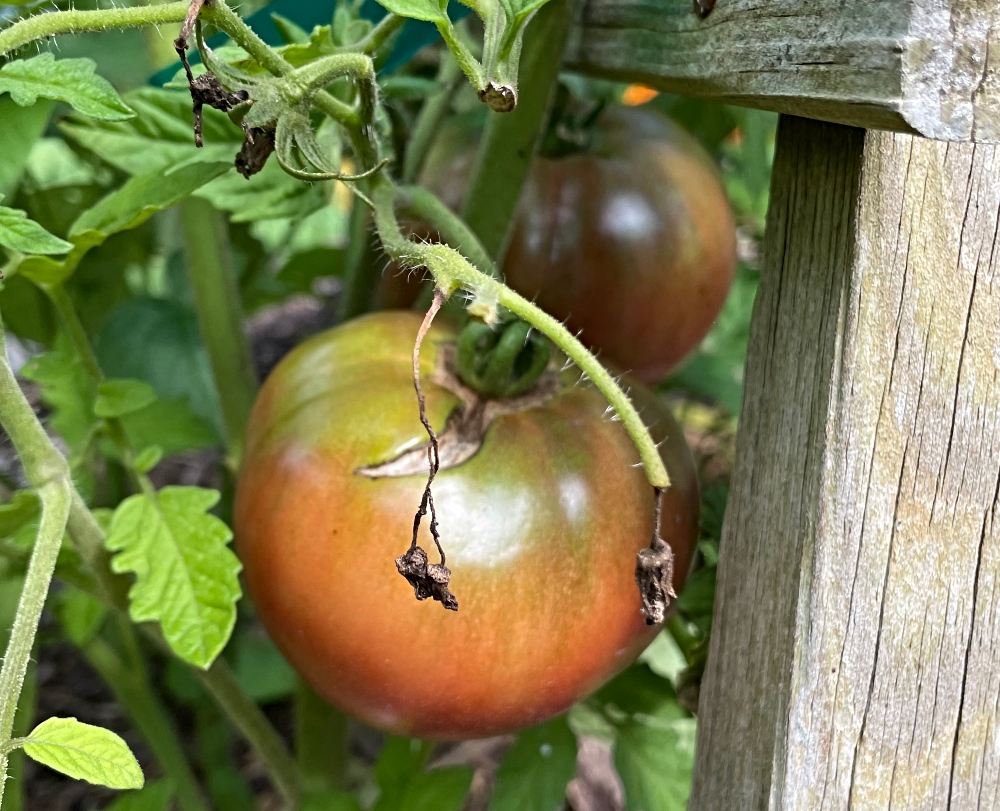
[568,0,1000,142]
[689,115,1000,809]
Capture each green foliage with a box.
[104,780,174,811]
[54,586,107,646]
[488,716,577,811]
[593,665,696,811]
[0,491,41,538]
[96,297,223,439]
[375,0,448,23]
[374,738,474,811]
[21,717,144,789]
[0,198,73,256]
[20,346,97,456]
[62,88,244,175]
[233,633,298,704]
[105,486,242,668]
[0,54,135,121]
[0,100,54,199]
[93,379,159,419]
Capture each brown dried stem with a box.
[395,289,458,611]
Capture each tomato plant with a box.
[0,0,772,806]
[235,311,699,739]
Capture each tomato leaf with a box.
[196,158,325,224]
[54,586,107,646]
[105,486,242,669]
[133,446,164,474]
[0,200,72,255]
[70,161,232,242]
[0,99,53,198]
[97,298,223,440]
[300,790,363,811]
[19,347,97,456]
[233,634,297,703]
[21,717,144,789]
[373,0,449,23]
[488,716,577,811]
[592,665,695,811]
[61,88,244,176]
[119,399,218,457]
[93,379,158,418]
[0,490,41,538]
[615,717,695,811]
[374,739,472,811]
[394,768,474,811]
[104,779,174,811]
[0,54,134,122]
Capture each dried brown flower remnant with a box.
[174,14,249,149]
[236,128,276,178]
[396,546,458,611]
[635,486,676,624]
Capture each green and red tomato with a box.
[234,311,699,739]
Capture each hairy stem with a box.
[83,634,210,811]
[370,176,670,488]
[0,1,188,57]
[201,0,358,128]
[397,185,497,280]
[0,316,74,801]
[180,198,257,470]
[0,480,70,808]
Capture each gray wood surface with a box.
[569,0,1000,142]
[689,115,1000,809]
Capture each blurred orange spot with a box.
[622,84,659,106]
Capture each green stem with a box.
[337,198,379,321]
[0,0,188,57]
[344,13,405,55]
[0,478,71,809]
[371,176,669,488]
[197,659,302,807]
[437,21,485,92]
[402,53,462,184]
[296,680,349,793]
[202,0,358,128]
[460,0,572,259]
[5,659,36,811]
[82,634,210,811]
[0,315,74,810]
[179,197,258,471]
[397,185,497,279]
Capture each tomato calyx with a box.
[455,318,551,400]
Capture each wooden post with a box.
[691,116,1000,810]
[574,1,1000,806]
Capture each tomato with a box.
[409,106,737,382]
[234,311,699,739]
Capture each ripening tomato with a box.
[405,106,737,382]
[234,312,698,739]
[502,107,737,382]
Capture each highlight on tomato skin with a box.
[234,311,700,740]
